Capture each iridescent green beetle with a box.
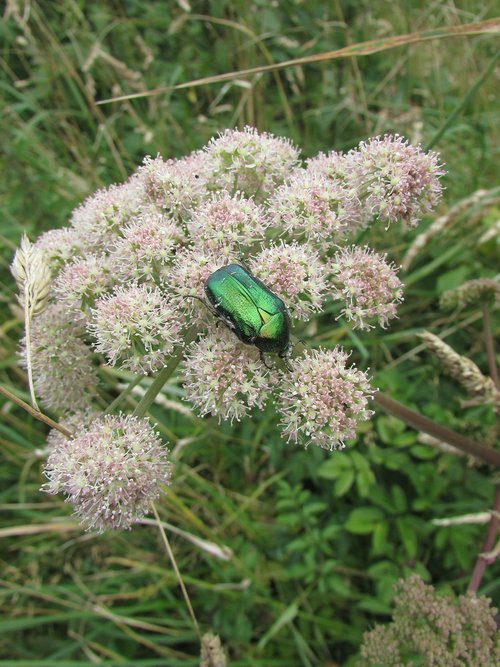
[204,263,291,367]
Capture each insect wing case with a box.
[205,264,290,354]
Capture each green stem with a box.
[374,391,500,467]
[132,327,198,420]
[104,373,144,415]
[425,50,500,151]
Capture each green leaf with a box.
[345,507,384,534]
[396,517,418,558]
[257,601,299,650]
[436,266,470,293]
[334,469,355,496]
[318,457,350,480]
[391,485,407,512]
[372,521,389,555]
[376,416,406,445]
[355,467,376,497]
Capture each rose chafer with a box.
[204,263,291,367]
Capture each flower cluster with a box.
[89,284,181,374]
[440,277,500,310]
[43,414,172,532]
[271,170,358,245]
[277,348,374,450]
[329,246,403,329]
[359,575,500,666]
[21,303,97,413]
[187,191,269,252]
[12,127,445,530]
[347,134,444,228]
[250,241,328,320]
[204,126,300,201]
[183,329,276,422]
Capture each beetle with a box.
[204,263,291,368]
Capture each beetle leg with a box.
[185,294,218,317]
[259,351,273,370]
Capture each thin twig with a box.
[468,485,500,594]
[373,391,500,467]
[150,501,201,638]
[0,385,72,438]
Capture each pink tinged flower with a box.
[43,414,172,532]
[89,284,181,374]
[346,134,444,228]
[46,410,100,452]
[250,241,328,321]
[187,191,269,251]
[136,153,208,218]
[276,347,374,450]
[169,247,238,325]
[270,169,360,246]
[35,227,87,273]
[21,304,98,413]
[306,150,350,183]
[183,330,276,423]
[55,254,113,310]
[329,246,404,330]
[204,126,300,202]
[109,212,184,285]
[69,177,142,252]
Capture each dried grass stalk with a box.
[10,234,52,410]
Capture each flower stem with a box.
[0,385,72,438]
[468,484,500,594]
[150,501,201,638]
[482,302,499,390]
[132,327,198,420]
[24,297,40,412]
[104,373,144,415]
[373,391,500,467]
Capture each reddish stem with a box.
[468,485,500,594]
[373,392,500,467]
[482,303,499,390]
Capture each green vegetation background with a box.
[0,1,499,665]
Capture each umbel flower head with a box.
[183,329,276,422]
[346,134,444,228]
[89,284,182,374]
[250,241,328,321]
[13,126,445,455]
[271,169,360,245]
[276,348,374,450]
[43,414,172,532]
[359,574,500,667]
[329,246,403,329]
[187,191,269,251]
[204,126,300,201]
[21,303,97,413]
